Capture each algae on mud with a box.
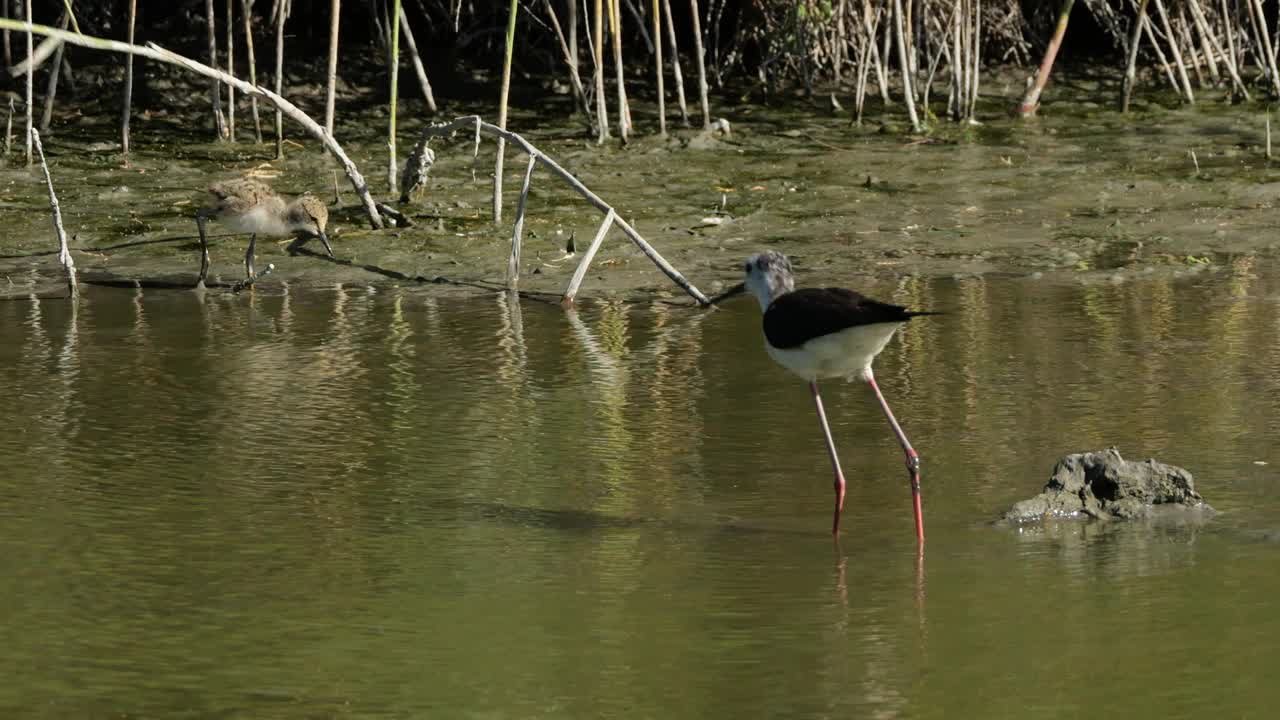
[3,69,1280,302]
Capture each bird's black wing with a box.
[763,287,930,349]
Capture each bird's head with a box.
[289,196,329,243]
[742,250,795,310]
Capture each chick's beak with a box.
[317,229,334,258]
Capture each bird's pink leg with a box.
[810,380,847,535]
[864,368,925,545]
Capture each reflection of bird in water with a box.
[733,250,938,541]
[194,178,332,287]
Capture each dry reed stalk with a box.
[1141,10,1182,95]
[1176,6,1206,87]
[397,5,437,113]
[122,0,136,161]
[205,0,226,139]
[608,0,630,140]
[1267,112,1272,159]
[23,0,29,165]
[562,209,615,305]
[241,0,263,142]
[324,0,338,134]
[891,0,920,129]
[507,154,536,289]
[38,13,66,135]
[1187,0,1247,100]
[593,0,609,142]
[493,0,518,223]
[1018,0,1075,117]
[542,0,591,120]
[652,0,665,136]
[388,0,401,195]
[1153,0,1194,103]
[226,0,236,139]
[661,0,689,126]
[689,0,710,128]
[1121,0,1150,112]
[1244,0,1280,96]
[31,128,75,294]
[272,0,285,158]
[419,116,711,305]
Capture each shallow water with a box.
[3,266,1280,718]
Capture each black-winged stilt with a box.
[733,250,937,542]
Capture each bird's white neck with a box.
[745,270,794,311]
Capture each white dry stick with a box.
[31,128,76,294]
[324,0,339,134]
[24,0,31,166]
[1267,113,1272,160]
[563,209,615,304]
[241,0,264,142]
[507,153,537,290]
[418,115,710,305]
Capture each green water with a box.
[3,267,1279,718]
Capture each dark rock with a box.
[1003,448,1210,523]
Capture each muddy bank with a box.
[5,76,1280,302]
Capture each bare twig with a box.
[507,154,536,289]
[419,116,710,305]
[122,0,137,160]
[31,128,75,294]
[563,209,615,305]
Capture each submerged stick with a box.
[507,154,536,290]
[122,0,136,161]
[494,0,518,223]
[563,209,615,305]
[324,0,338,134]
[419,116,710,305]
[241,0,263,142]
[397,5,437,113]
[31,128,75,294]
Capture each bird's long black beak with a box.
[707,282,746,306]
[317,231,335,259]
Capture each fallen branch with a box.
[417,115,711,306]
[0,18,386,230]
[562,209,615,305]
[31,128,76,295]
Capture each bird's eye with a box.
[743,262,752,272]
